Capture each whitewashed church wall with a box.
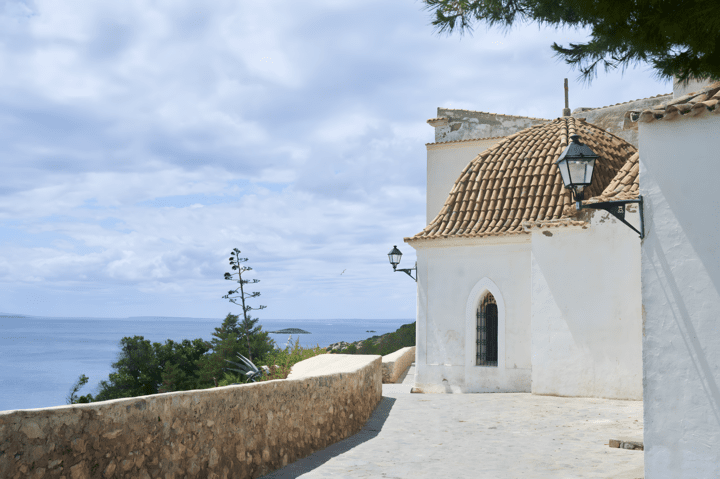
[412,238,532,393]
[415,248,428,376]
[530,211,642,400]
[426,139,501,224]
[639,114,720,479]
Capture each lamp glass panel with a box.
[585,159,596,184]
[557,160,570,187]
[568,160,590,186]
[388,250,402,265]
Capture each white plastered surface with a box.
[286,354,381,380]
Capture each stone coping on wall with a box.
[0,355,382,479]
[286,348,415,384]
[287,354,381,380]
[381,347,416,384]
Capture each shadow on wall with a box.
[259,397,397,478]
[648,236,720,427]
[643,145,720,303]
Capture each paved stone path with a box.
[262,364,644,479]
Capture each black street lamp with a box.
[556,134,645,239]
[388,245,416,281]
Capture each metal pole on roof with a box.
[563,78,571,116]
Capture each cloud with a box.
[0,0,670,319]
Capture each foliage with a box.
[66,319,411,405]
[328,322,416,356]
[212,336,327,385]
[194,313,276,388]
[156,338,214,393]
[217,371,246,387]
[423,0,720,84]
[342,344,358,354]
[224,353,269,383]
[222,248,267,362]
[68,336,211,403]
[251,336,328,382]
[67,374,93,404]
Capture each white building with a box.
[629,80,720,478]
[405,114,644,399]
[406,78,720,474]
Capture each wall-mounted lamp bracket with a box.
[393,262,417,282]
[579,195,644,239]
[556,134,644,240]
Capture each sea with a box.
[0,314,412,412]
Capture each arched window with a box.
[476,293,498,366]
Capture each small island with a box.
[268,328,311,334]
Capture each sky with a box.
[0,0,671,321]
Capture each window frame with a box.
[464,277,505,372]
[476,292,499,367]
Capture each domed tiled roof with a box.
[406,117,637,242]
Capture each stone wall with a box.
[381,346,415,384]
[0,355,382,479]
[429,108,548,143]
[571,94,671,148]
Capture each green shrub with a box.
[217,372,245,387]
[253,336,328,381]
[331,322,415,356]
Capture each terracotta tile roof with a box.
[405,117,637,243]
[575,93,671,113]
[425,136,507,147]
[426,117,448,125]
[630,82,720,123]
[589,152,640,203]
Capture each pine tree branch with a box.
[422,0,720,83]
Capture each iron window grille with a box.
[476,293,498,366]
